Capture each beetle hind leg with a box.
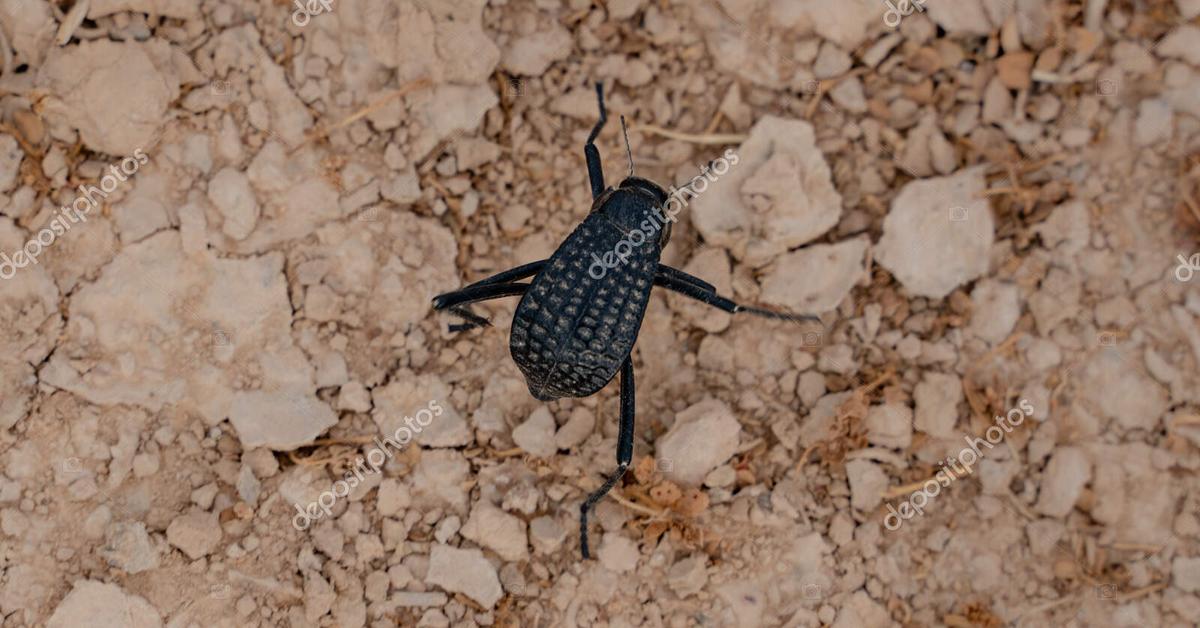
[653,265,822,324]
[580,357,635,559]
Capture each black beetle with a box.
[433,83,817,558]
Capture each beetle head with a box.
[597,176,672,247]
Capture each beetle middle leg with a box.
[579,356,634,559]
[432,282,530,332]
[653,266,821,323]
[584,82,608,199]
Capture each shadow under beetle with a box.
[433,83,819,558]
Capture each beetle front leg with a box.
[432,282,530,332]
[584,82,608,199]
[580,356,634,559]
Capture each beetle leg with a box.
[580,356,634,559]
[457,260,546,291]
[655,264,715,293]
[585,82,608,199]
[432,282,530,331]
[653,272,822,324]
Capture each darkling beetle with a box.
[432,83,818,558]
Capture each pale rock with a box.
[769,0,881,50]
[236,464,260,505]
[426,544,502,608]
[337,381,372,413]
[667,555,708,598]
[1173,557,1200,593]
[460,502,528,562]
[657,399,741,485]
[177,202,207,255]
[1035,200,1090,258]
[411,450,471,513]
[797,371,827,408]
[87,0,198,19]
[455,138,502,171]
[813,43,852,79]
[831,591,891,628]
[1177,0,1200,19]
[38,40,192,155]
[925,0,994,35]
[0,135,20,192]
[376,479,411,517]
[1034,447,1090,517]
[967,280,1020,344]
[761,237,869,314]
[529,516,566,555]
[597,533,640,572]
[608,0,644,19]
[914,372,962,437]
[406,84,498,162]
[1158,25,1200,66]
[982,77,1013,124]
[876,167,994,299]
[512,407,557,458]
[434,516,461,544]
[47,580,161,628]
[503,23,572,75]
[207,168,259,241]
[0,0,55,66]
[166,510,222,559]
[1134,98,1173,147]
[846,459,887,512]
[40,231,334,450]
[1079,351,1168,431]
[554,407,594,450]
[99,521,160,574]
[691,116,842,266]
[828,77,868,113]
[865,403,913,449]
[372,375,467,448]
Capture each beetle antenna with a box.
[620,115,633,177]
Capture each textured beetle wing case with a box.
[510,212,660,400]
